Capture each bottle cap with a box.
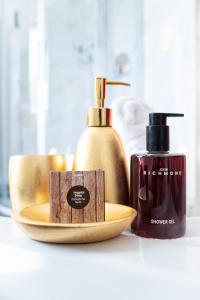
[87,77,130,127]
[146,113,184,152]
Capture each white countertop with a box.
[0,217,200,300]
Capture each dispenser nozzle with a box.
[95,77,130,107]
[149,113,184,126]
[147,113,184,152]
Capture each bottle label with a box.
[150,219,175,225]
[143,167,182,176]
[67,185,90,209]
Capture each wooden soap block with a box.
[49,170,105,223]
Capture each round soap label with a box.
[67,185,90,209]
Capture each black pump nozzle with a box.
[149,113,184,126]
[147,113,184,152]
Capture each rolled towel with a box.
[111,97,153,156]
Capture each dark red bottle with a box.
[130,113,186,239]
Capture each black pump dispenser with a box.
[146,113,184,152]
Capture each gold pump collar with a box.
[88,77,131,127]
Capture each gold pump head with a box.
[87,77,131,127]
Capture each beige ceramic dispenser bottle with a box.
[73,77,130,206]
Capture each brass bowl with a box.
[9,154,67,213]
[13,203,136,244]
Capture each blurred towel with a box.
[111,97,153,156]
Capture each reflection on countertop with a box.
[0,217,199,300]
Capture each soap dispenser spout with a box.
[95,77,130,108]
[88,77,130,127]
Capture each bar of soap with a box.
[49,170,105,223]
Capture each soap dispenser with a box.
[73,77,130,205]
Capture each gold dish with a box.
[13,203,136,244]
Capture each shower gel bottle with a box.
[130,113,186,239]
